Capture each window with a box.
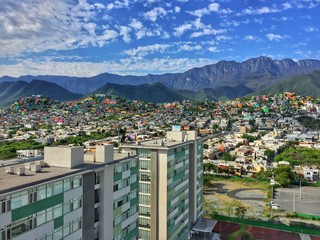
[47,184,53,198]
[139,195,150,205]
[72,176,81,188]
[140,172,151,182]
[53,181,63,195]
[37,210,46,226]
[11,191,28,210]
[139,183,150,194]
[63,202,71,214]
[72,198,81,210]
[131,174,137,184]
[53,204,62,218]
[63,179,71,191]
[139,206,150,217]
[37,186,47,200]
[53,228,63,240]
[139,218,150,228]
[140,160,151,170]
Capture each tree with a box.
[264,149,275,161]
[241,232,252,240]
[222,153,236,161]
[235,206,247,218]
[242,134,256,143]
[274,165,294,187]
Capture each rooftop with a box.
[0,146,137,195]
[122,130,200,149]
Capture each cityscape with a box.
[1,0,320,240]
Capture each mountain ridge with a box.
[1,56,320,94]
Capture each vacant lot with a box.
[204,175,270,218]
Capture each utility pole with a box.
[299,179,302,199]
[293,191,296,212]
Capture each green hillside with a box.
[0,80,83,107]
[252,71,320,98]
[92,82,189,103]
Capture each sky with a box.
[0,0,319,78]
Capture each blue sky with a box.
[0,0,319,77]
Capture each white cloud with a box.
[96,30,118,46]
[0,0,123,57]
[174,18,226,38]
[123,44,171,57]
[240,6,281,16]
[129,19,143,30]
[174,6,181,13]
[173,23,193,36]
[106,0,129,10]
[282,2,292,10]
[305,26,319,32]
[208,3,220,12]
[94,3,105,10]
[0,57,217,77]
[216,35,232,41]
[179,44,202,51]
[144,7,167,22]
[190,29,225,38]
[221,20,240,27]
[186,3,220,17]
[119,26,132,43]
[219,8,232,14]
[244,35,256,41]
[208,46,219,53]
[266,33,288,41]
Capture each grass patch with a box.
[227,224,248,240]
[206,174,270,188]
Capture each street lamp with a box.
[299,179,302,199]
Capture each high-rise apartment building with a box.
[122,130,204,240]
[0,145,139,240]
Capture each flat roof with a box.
[122,138,194,149]
[0,152,137,195]
[192,218,217,233]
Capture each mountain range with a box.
[0,56,320,106]
[1,56,320,94]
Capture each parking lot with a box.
[273,186,320,215]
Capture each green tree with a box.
[235,206,247,218]
[274,165,294,187]
[222,152,236,161]
[264,149,275,161]
[241,232,252,240]
[242,134,256,143]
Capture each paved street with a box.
[273,186,320,215]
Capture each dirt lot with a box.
[204,176,269,217]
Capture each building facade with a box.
[0,145,139,240]
[122,130,204,240]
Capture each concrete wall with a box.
[44,146,84,168]
[186,131,197,141]
[167,131,185,142]
[96,144,114,163]
[188,143,197,227]
[82,172,95,240]
[158,150,168,240]
[150,150,159,240]
[99,167,114,240]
